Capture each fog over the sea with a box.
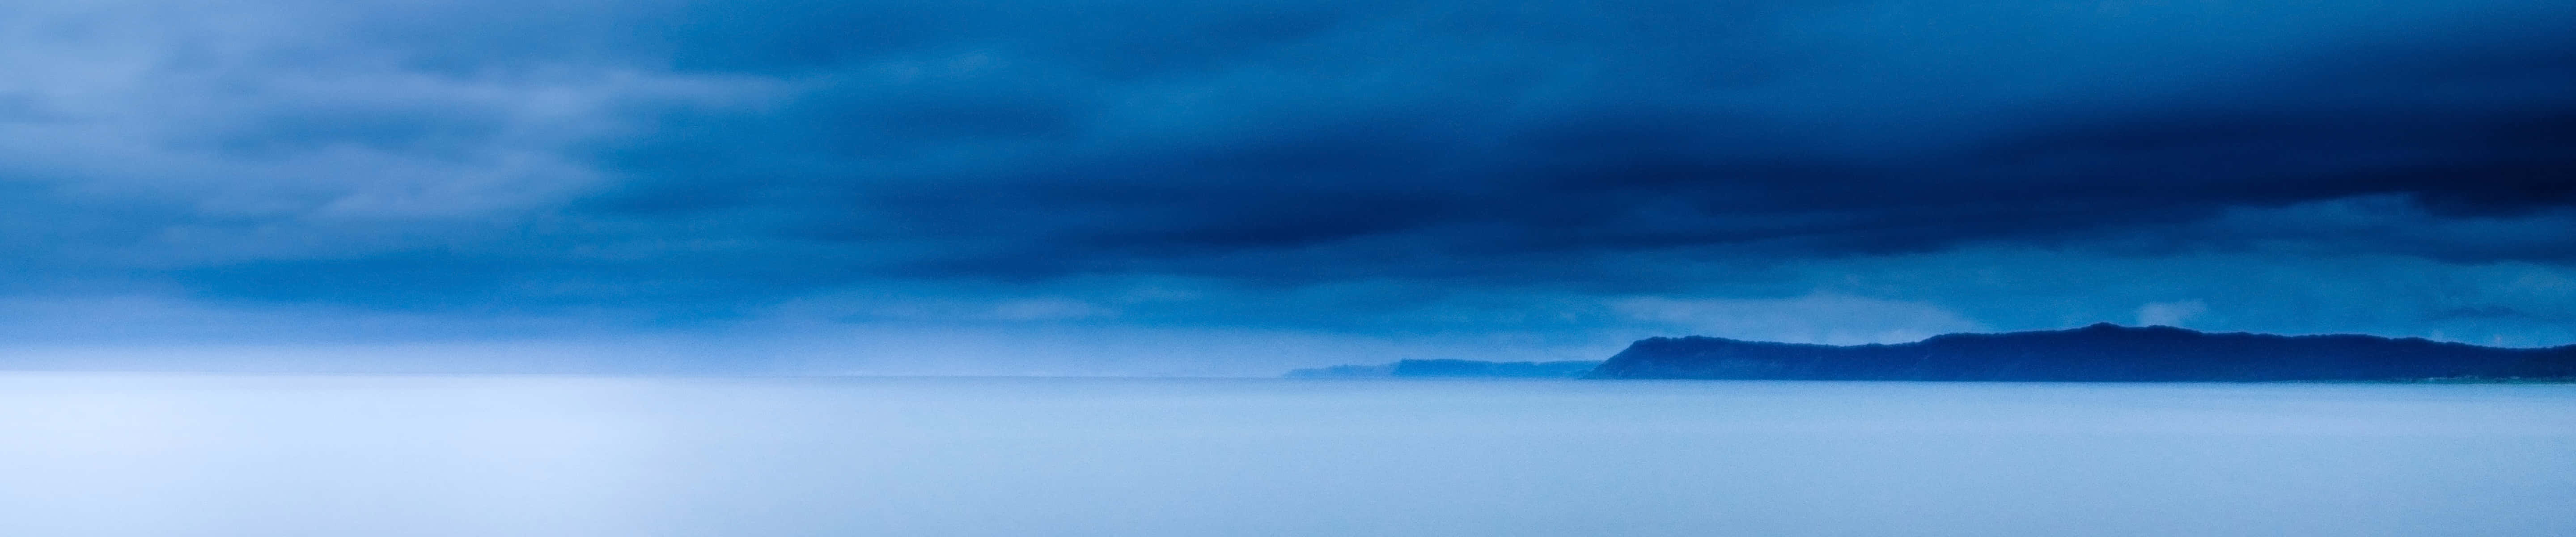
[1,0,2571,373]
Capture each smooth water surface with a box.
[2,375,2571,536]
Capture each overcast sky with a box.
[2,0,2570,374]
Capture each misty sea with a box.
[2,374,2571,537]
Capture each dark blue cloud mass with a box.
[0,0,2569,372]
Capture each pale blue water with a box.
[2,375,2571,537]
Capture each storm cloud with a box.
[1,0,2570,372]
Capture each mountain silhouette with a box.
[1589,324,2576,381]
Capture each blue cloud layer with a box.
[0,0,2570,370]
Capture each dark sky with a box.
[1,0,2570,374]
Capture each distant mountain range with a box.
[1591,323,2576,382]
[1285,359,1603,379]
[1282,324,2576,382]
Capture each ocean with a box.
[3,374,2571,536]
